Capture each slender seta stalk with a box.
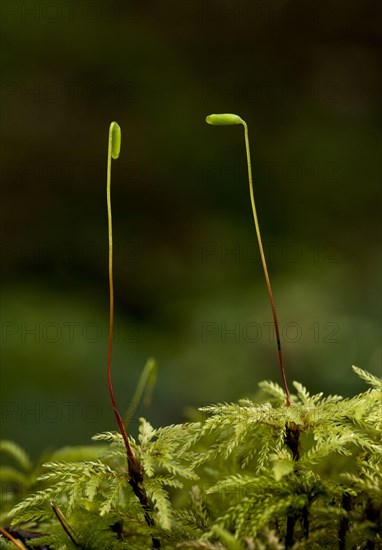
[106,122,136,461]
[206,113,291,406]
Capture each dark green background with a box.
[1,0,380,456]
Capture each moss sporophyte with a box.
[106,121,134,461]
[206,114,291,406]
[106,122,160,548]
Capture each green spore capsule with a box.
[110,121,121,159]
[206,113,244,126]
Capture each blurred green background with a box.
[1,0,380,457]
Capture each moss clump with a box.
[1,366,381,549]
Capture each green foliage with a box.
[1,366,381,549]
[0,440,36,525]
